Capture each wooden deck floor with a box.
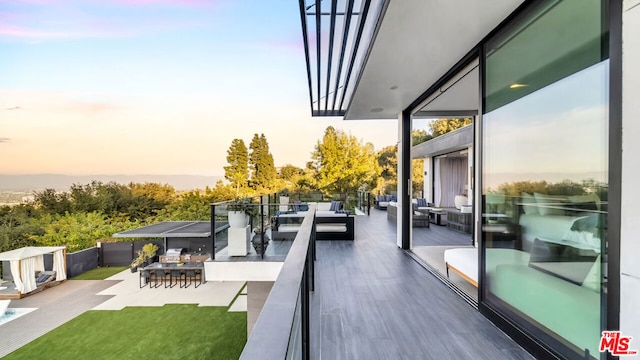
[309,208,533,359]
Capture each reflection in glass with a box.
[482,0,608,358]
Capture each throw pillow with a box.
[329,200,342,211]
[416,198,427,207]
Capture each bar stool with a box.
[169,269,184,288]
[153,269,168,288]
[184,269,201,288]
[139,270,151,288]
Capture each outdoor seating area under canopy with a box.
[0,246,67,299]
[112,221,226,257]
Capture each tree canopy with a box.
[312,126,380,198]
[224,138,249,196]
[249,134,277,192]
[428,118,473,137]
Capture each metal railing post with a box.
[210,203,216,260]
[260,197,265,259]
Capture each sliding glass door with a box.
[481,0,608,358]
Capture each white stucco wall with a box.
[620,0,640,341]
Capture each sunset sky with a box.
[0,0,397,177]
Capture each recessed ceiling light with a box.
[510,83,528,89]
[371,107,384,113]
[390,85,398,90]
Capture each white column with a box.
[620,0,640,340]
[423,157,432,203]
[467,146,473,204]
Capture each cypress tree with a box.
[224,138,249,196]
[249,133,277,191]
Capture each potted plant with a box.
[130,250,146,273]
[141,243,159,264]
[251,213,272,255]
[228,197,258,228]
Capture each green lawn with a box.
[70,266,128,280]
[3,304,247,360]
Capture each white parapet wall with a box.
[205,261,283,282]
[621,0,640,341]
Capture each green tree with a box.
[0,205,42,252]
[428,118,473,137]
[155,181,236,221]
[249,134,277,191]
[312,126,380,201]
[31,212,137,252]
[412,129,431,146]
[279,164,305,192]
[412,159,424,197]
[279,164,304,182]
[129,182,176,218]
[70,181,103,213]
[377,145,398,182]
[224,138,249,196]
[34,189,72,215]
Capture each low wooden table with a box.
[446,209,472,233]
[428,209,447,226]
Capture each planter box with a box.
[228,225,250,256]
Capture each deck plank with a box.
[310,208,533,360]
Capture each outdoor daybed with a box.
[444,246,600,355]
[0,246,67,299]
[271,201,354,241]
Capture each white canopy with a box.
[0,246,66,294]
[0,246,65,261]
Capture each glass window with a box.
[482,1,607,358]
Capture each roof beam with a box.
[298,0,315,114]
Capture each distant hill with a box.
[0,174,224,191]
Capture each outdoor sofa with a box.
[373,194,396,210]
[271,201,354,241]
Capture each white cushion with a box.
[316,211,347,217]
[277,224,301,233]
[316,202,332,211]
[316,224,347,232]
[444,248,478,283]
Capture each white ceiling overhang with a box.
[345,0,525,120]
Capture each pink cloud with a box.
[252,38,305,54]
[107,0,213,6]
[0,25,80,39]
[64,101,120,115]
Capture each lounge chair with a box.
[35,271,56,287]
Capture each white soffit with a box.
[345,0,524,120]
[416,62,479,114]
